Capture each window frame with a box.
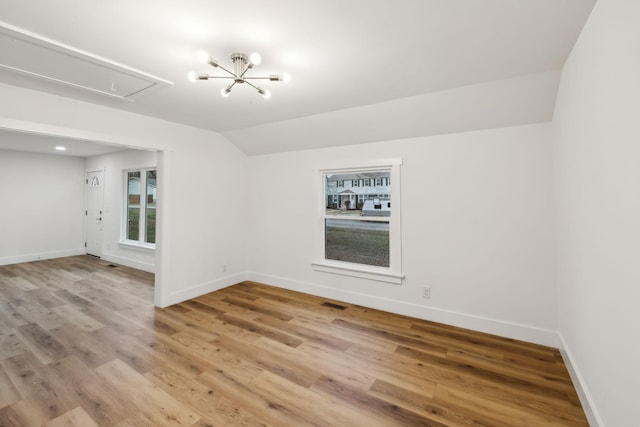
[312,158,403,284]
[121,167,157,250]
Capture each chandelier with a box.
[188,51,290,98]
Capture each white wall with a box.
[0,82,249,307]
[85,149,157,272]
[552,1,640,426]
[0,149,85,264]
[247,123,557,345]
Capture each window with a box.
[313,158,403,284]
[125,168,157,247]
[145,170,157,244]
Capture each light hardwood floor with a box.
[0,256,588,426]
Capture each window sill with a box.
[311,260,403,285]
[118,241,156,253]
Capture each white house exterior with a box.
[326,172,390,210]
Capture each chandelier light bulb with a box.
[259,88,271,99]
[281,72,291,83]
[196,50,209,64]
[221,86,232,97]
[187,71,197,82]
[249,52,262,65]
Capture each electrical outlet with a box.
[422,286,431,299]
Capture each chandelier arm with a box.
[242,76,272,80]
[213,64,236,77]
[243,80,261,91]
[239,65,253,79]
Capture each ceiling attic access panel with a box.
[0,21,173,100]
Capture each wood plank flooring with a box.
[0,256,588,426]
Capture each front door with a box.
[86,170,104,257]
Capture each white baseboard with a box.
[158,271,248,308]
[558,333,603,427]
[152,268,559,347]
[248,272,560,347]
[0,248,85,266]
[101,252,155,273]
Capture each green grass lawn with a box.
[127,208,140,241]
[325,226,389,267]
[146,208,156,244]
[127,207,156,243]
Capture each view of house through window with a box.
[324,170,391,267]
[126,168,157,245]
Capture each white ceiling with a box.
[0,129,128,157]
[0,0,595,155]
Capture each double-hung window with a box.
[313,158,403,284]
[124,168,157,247]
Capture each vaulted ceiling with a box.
[0,0,595,155]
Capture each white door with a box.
[86,170,104,257]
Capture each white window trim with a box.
[121,167,156,250]
[312,158,403,285]
[118,240,156,252]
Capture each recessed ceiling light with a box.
[55,146,66,151]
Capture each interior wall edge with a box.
[558,333,604,427]
[159,271,250,308]
[247,272,560,348]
